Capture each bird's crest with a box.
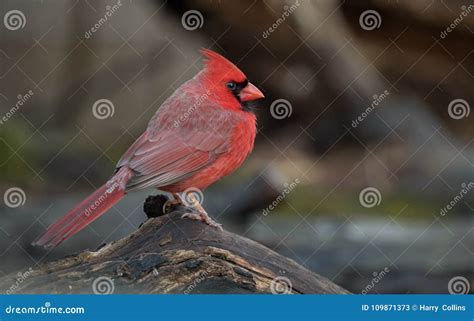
[201,49,246,82]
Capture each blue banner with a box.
[0,294,472,321]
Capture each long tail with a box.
[33,167,132,248]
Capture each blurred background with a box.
[0,0,473,294]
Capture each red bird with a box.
[34,49,264,248]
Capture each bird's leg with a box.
[180,193,223,230]
[162,193,183,213]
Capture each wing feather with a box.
[116,95,236,191]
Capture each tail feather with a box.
[34,168,131,248]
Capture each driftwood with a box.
[0,196,348,294]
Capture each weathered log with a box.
[0,195,348,294]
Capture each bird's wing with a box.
[117,98,236,191]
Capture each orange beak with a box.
[239,82,264,102]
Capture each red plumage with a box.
[34,49,264,248]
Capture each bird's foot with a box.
[181,210,223,231]
[162,195,183,214]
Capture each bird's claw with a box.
[162,198,182,214]
[181,211,223,231]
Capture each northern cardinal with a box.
[34,49,264,248]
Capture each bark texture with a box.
[0,196,348,294]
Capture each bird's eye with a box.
[226,81,237,90]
